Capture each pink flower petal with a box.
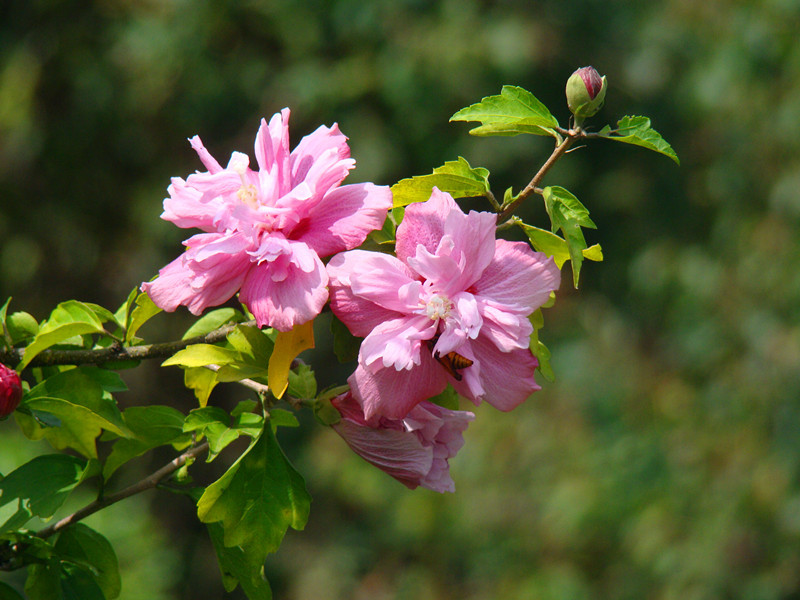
[451,334,540,411]
[473,240,561,310]
[441,207,497,291]
[239,242,328,331]
[142,233,252,315]
[349,351,447,421]
[189,135,223,174]
[294,182,392,257]
[162,177,221,231]
[254,109,291,197]
[290,122,351,188]
[359,315,435,372]
[395,187,460,264]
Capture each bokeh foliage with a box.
[2,1,800,599]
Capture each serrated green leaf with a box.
[103,406,191,479]
[450,85,559,137]
[125,292,162,343]
[18,301,107,370]
[390,157,492,208]
[598,115,679,164]
[268,408,299,429]
[182,308,241,340]
[286,364,316,400]
[0,454,86,532]
[207,522,272,599]
[197,426,311,563]
[17,368,130,458]
[543,186,596,288]
[54,524,121,600]
[184,407,264,460]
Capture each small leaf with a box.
[542,186,596,288]
[598,115,679,164]
[162,344,241,368]
[184,367,219,408]
[55,524,121,600]
[268,408,299,429]
[450,85,560,137]
[6,312,39,345]
[391,157,492,208]
[582,244,604,261]
[268,321,314,400]
[517,223,571,268]
[197,425,311,563]
[182,308,241,340]
[126,292,162,343]
[0,454,86,532]
[18,301,107,370]
[286,363,317,400]
[103,406,191,479]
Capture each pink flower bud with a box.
[566,66,607,123]
[0,364,22,417]
[330,391,474,493]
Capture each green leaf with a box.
[286,363,316,400]
[542,186,596,288]
[162,344,241,368]
[54,524,121,600]
[390,157,492,208]
[427,385,461,411]
[125,292,162,343]
[267,408,299,429]
[26,560,106,600]
[582,244,604,262]
[103,406,191,479]
[197,426,311,564]
[598,115,679,164]
[0,454,86,532]
[184,407,264,460]
[450,85,560,137]
[529,311,554,382]
[184,367,219,408]
[113,287,139,333]
[207,522,272,599]
[226,325,274,365]
[82,304,120,329]
[517,223,571,268]
[18,301,107,370]
[182,308,241,340]
[17,368,130,458]
[6,311,39,345]
[0,581,25,600]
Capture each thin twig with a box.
[0,320,256,369]
[35,441,210,540]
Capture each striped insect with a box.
[426,334,474,381]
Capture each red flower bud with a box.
[0,364,22,417]
[566,66,607,124]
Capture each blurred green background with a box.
[3,0,800,598]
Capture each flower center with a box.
[425,294,452,321]
[237,184,259,208]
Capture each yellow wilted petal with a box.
[268,320,315,399]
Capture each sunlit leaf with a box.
[182,308,241,340]
[391,157,492,208]
[184,367,219,408]
[125,292,162,343]
[542,186,596,288]
[197,426,311,564]
[517,222,571,268]
[450,85,560,137]
[598,115,679,164]
[268,321,314,400]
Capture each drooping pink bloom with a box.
[142,109,392,331]
[331,390,474,493]
[328,188,561,420]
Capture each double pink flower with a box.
[328,188,561,421]
[143,109,392,331]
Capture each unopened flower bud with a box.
[0,364,22,418]
[566,66,607,124]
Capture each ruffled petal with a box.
[294,182,392,257]
[161,177,221,232]
[349,351,447,420]
[395,187,460,264]
[441,207,497,291]
[142,232,252,315]
[189,135,223,174]
[239,242,328,331]
[254,109,291,198]
[473,240,561,311]
[451,334,540,411]
[359,315,434,372]
[290,122,352,195]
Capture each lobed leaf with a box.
[196,426,311,565]
[598,115,679,164]
[450,85,559,137]
[542,186,597,288]
[390,157,492,208]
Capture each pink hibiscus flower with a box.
[331,390,474,493]
[142,109,392,331]
[328,188,561,420]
